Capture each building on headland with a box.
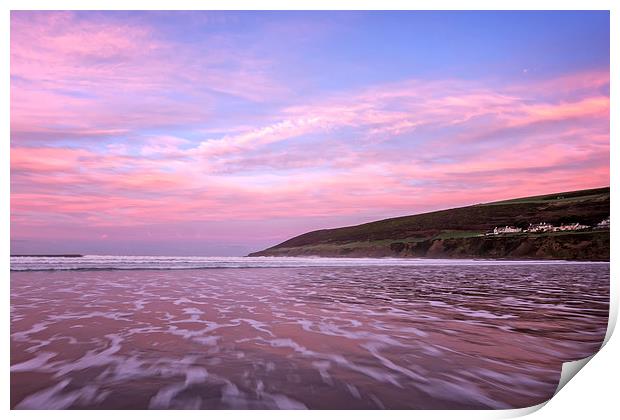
[527,222,554,233]
[555,223,589,232]
[493,226,522,235]
[489,219,601,236]
[527,222,589,233]
[596,217,610,229]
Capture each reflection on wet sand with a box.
[11,264,609,409]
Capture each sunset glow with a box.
[10,11,610,255]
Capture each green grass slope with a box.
[249,187,610,260]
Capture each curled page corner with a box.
[546,293,619,401]
[502,354,599,418]
[551,298,619,396]
[554,354,596,396]
[497,401,548,418]
[508,311,616,417]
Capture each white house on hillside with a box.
[597,217,610,228]
[527,222,553,233]
[493,226,522,234]
[556,223,589,231]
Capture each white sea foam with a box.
[10,263,609,409]
[10,255,603,271]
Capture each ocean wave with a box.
[10,255,605,272]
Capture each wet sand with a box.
[11,264,609,409]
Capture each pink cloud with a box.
[509,96,609,126]
[11,11,287,144]
[12,68,609,232]
[11,147,95,172]
[10,11,609,248]
[183,70,609,169]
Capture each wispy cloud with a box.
[10,11,610,252]
[11,11,287,145]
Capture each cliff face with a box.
[248,187,610,261]
[250,232,609,261]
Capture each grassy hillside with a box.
[249,187,610,261]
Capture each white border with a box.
[2,2,616,419]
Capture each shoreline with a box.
[10,254,83,258]
[10,256,610,274]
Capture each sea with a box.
[10,256,610,409]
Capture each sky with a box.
[10,11,610,256]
